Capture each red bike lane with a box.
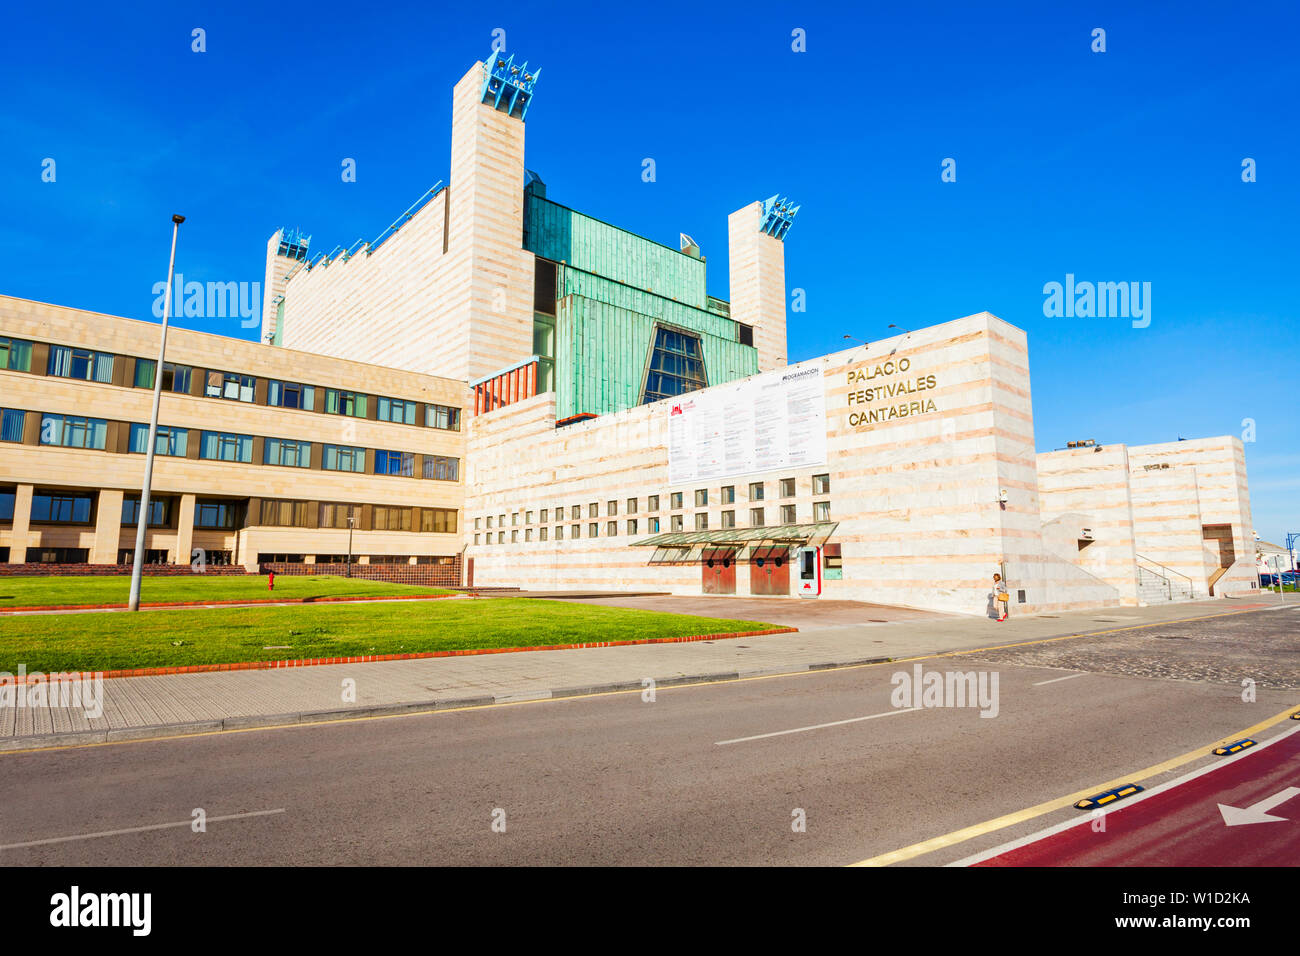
[973,724,1300,866]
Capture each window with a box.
[572,524,581,539]
[28,547,89,563]
[555,525,564,540]
[780,478,796,498]
[423,509,457,533]
[540,527,549,541]
[607,521,617,536]
[648,495,659,511]
[626,498,637,514]
[499,514,505,527]
[1,409,25,442]
[376,450,416,476]
[319,503,356,529]
[30,492,93,524]
[195,500,243,529]
[750,507,765,526]
[264,437,312,468]
[512,513,519,526]
[498,532,505,543]
[511,530,518,543]
[0,489,14,521]
[200,431,254,463]
[122,496,171,527]
[738,323,754,347]
[325,388,367,418]
[373,506,413,531]
[526,511,534,524]
[813,474,831,495]
[642,326,707,404]
[135,360,192,393]
[694,513,709,531]
[0,337,33,372]
[814,500,831,521]
[258,553,305,564]
[525,529,533,542]
[540,509,549,523]
[129,424,188,457]
[423,455,460,481]
[695,489,708,507]
[627,519,638,536]
[206,370,255,402]
[607,500,618,516]
[486,515,494,529]
[670,492,683,509]
[48,346,113,383]
[721,486,735,505]
[322,444,365,472]
[474,534,480,545]
[41,415,107,450]
[474,517,481,530]
[571,505,581,520]
[781,504,797,524]
[268,380,315,410]
[671,514,684,532]
[426,404,461,431]
[749,482,765,501]
[649,517,660,533]
[722,510,735,529]
[589,503,598,518]
[589,522,599,538]
[378,397,417,425]
[259,499,312,527]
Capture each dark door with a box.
[702,548,737,594]
[749,546,790,595]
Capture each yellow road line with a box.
[849,704,1300,867]
[0,603,1282,758]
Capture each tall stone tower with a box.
[728,195,797,372]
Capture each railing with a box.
[1135,553,1195,601]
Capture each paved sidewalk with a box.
[0,594,1287,751]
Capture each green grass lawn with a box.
[0,598,778,672]
[0,574,451,609]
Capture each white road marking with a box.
[716,707,919,745]
[0,808,285,851]
[1032,673,1086,686]
[946,722,1300,866]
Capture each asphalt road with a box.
[1,605,1296,866]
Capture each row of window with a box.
[0,335,462,430]
[472,502,833,545]
[1,408,460,480]
[474,475,833,531]
[0,490,459,534]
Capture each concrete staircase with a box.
[1136,556,1195,604]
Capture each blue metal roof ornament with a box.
[758,195,800,240]
[277,227,311,260]
[480,50,540,120]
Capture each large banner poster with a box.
[667,365,827,485]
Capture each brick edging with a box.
[0,593,461,614]
[2,627,798,683]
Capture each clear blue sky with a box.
[1,1,1296,547]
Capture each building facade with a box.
[0,50,1259,613]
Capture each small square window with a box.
[671,514,684,532]
[526,511,534,524]
[650,517,660,533]
[750,507,765,527]
[780,478,795,498]
[626,498,637,513]
[486,516,493,529]
[540,509,549,523]
[556,525,564,540]
[473,534,480,545]
[589,522,599,537]
[475,517,482,530]
[608,500,618,516]
[627,518,638,535]
[607,520,617,536]
[670,492,683,509]
[814,500,831,521]
[648,495,660,511]
[572,505,581,520]
[812,474,830,495]
[749,482,765,501]
[694,513,709,531]
[525,529,533,542]
[721,486,735,504]
[540,527,549,541]
[695,489,708,507]
[589,502,599,518]
[722,510,735,529]
[572,524,581,539]
[781,504,797,524]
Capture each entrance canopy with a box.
[630,522,838,566]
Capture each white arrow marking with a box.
[1218,786,1300,826]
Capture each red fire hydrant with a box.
[268,570,275,591]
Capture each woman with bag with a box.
[993,572,1009,622]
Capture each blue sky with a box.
[1,0,1296,547]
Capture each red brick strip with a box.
[0,593,459,614]
[2,627,798,683]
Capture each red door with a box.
[749,546,790,595]
[702,548,737,594]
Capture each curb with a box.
[0,654,896,754]
[0,592,461,614]
[0,627,798,684]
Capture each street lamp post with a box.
[128,214,184,612]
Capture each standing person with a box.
[993,572,1009,622]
